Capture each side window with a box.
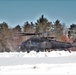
[28,41,31,44]
[31,41,38,46]
[26,41,31,46]
[32,42,36,45]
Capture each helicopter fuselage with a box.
[19,37,73,53]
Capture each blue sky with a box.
[0,0,76,27]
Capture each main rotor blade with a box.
[15,32,42,36]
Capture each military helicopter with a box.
[16,32,76,53]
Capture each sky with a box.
[0,0,76,28]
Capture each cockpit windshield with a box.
[26,40,38,46]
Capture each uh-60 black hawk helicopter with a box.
[16,32,76,53]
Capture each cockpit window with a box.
[26,40,38,46]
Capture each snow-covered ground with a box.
[0,51,76,74]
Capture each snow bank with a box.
[0,51,74,58]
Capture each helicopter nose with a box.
[19,45,23,49]
[19,45,22,49]
[20,44,25,50]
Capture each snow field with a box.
[0,51,76,74]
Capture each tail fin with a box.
[73,38,76,43]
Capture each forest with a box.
[0,15,76,52]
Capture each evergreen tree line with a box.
[0,15,76,52]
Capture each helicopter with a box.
[15,32,76,53]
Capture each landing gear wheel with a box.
[36,49,39,52]
[27,50,30,53]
